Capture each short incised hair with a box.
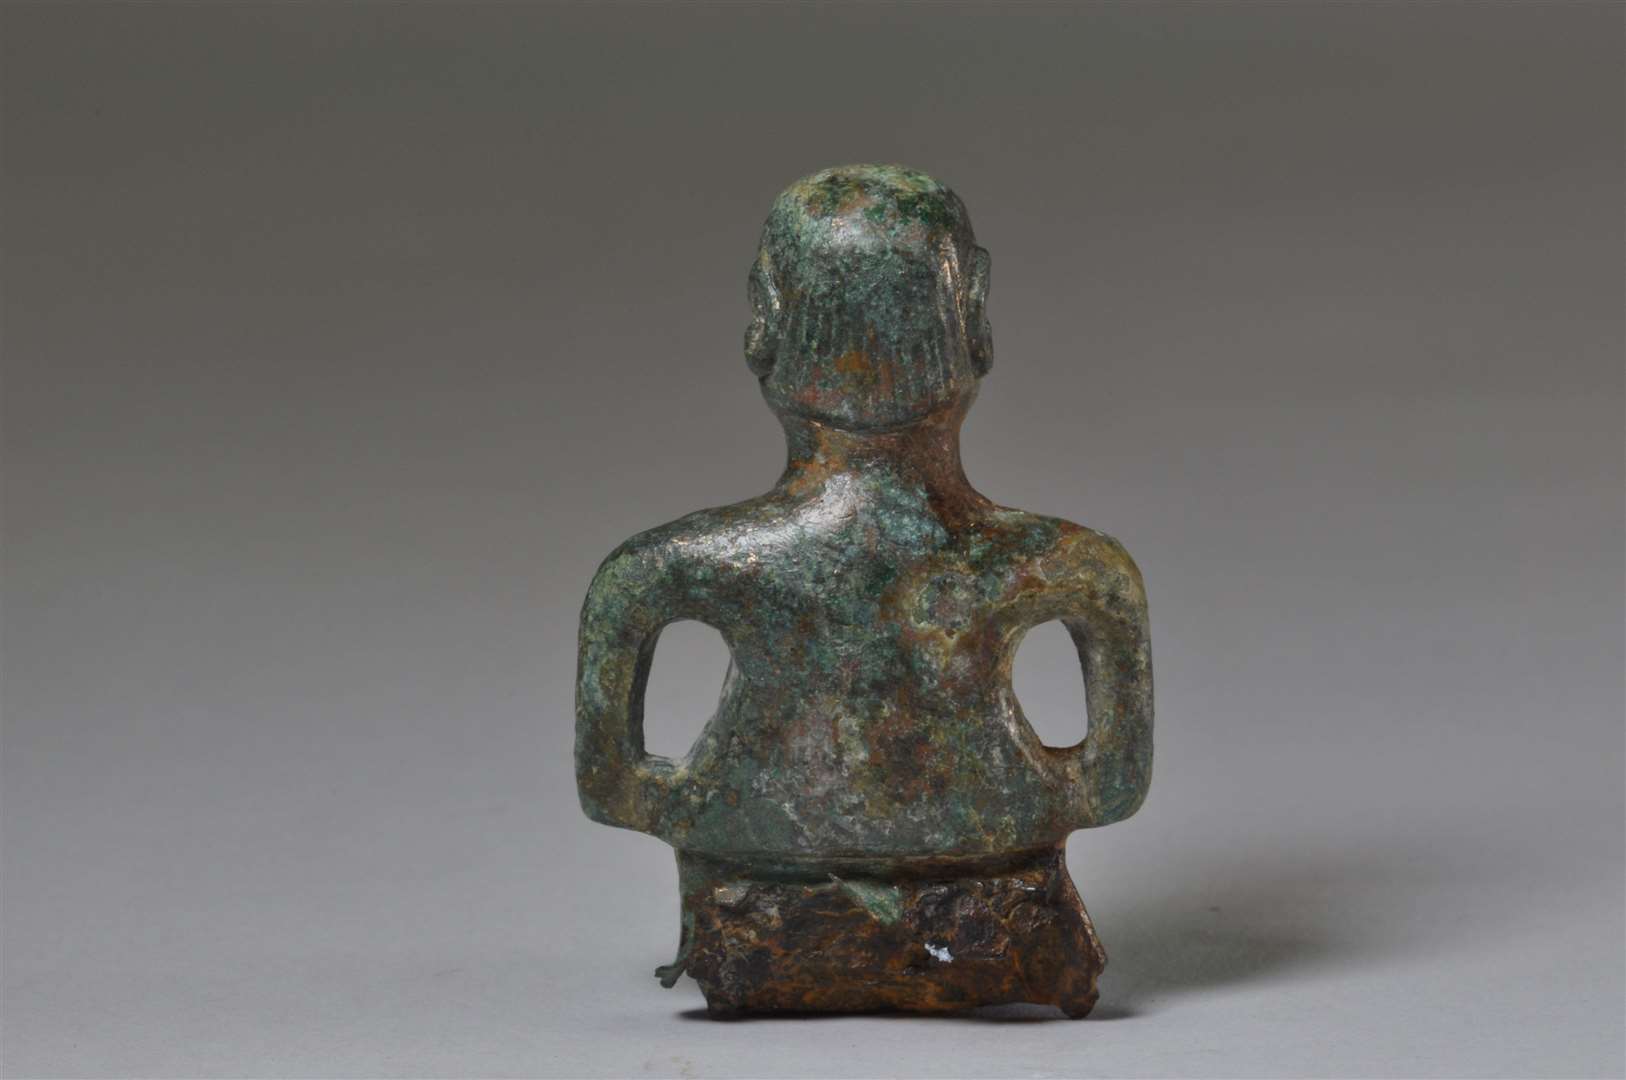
[745,164,992,431]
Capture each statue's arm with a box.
[574,541,681,835]
[1056,534,1154,827]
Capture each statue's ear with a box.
[967,245,993,376]
[744,253,781,378]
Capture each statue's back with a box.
[575,165,1151,1017]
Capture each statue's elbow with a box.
[1098,778,1150,825]
[577,786,625,829]
[576,749,665,835]
[576,745,630,828]
[1084,749,1152,826]
[576,774,644,832]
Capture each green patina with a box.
[834,877,905,925]
[575,165,1153,1016]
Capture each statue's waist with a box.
[673,845,1066,882]
[651,762,1079,858]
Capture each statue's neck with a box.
[777,407,972,498]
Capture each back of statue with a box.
[576,164,1151,1017]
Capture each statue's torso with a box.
[629,469,1129,863]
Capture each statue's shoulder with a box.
[594,494,788,582]
[982,506,1144,598]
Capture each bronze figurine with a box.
[576,165,1152,1017]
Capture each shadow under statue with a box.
[575,165,1153,1018]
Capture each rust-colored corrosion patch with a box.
[676,846,1104,1018]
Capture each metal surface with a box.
[575,165,1152,1016]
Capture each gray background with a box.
[3,3,1622,1077]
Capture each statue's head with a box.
[745,165,992,431]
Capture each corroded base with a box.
[660,845,1106,1018]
